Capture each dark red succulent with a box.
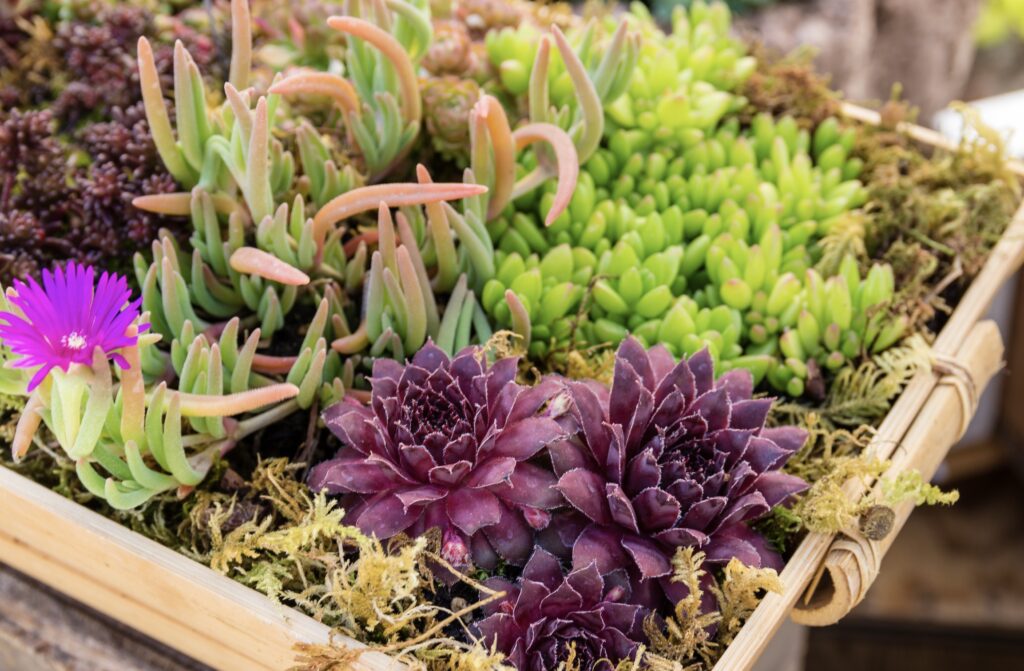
[477,547,645,671]
[309,343,566,569]
[52,6,151,119]
[0,103,183,284]
[549,337,807,607]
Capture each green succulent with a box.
[478,1,903,397]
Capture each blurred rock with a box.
[736,0,984,117]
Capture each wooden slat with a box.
[791,320,1004,624]
[0,532,258,670]
[0,468,404,671]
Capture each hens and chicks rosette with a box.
[310,336,807,668]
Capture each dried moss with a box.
[710,559,783,647]
[740,45,839,126]
[0,393,21,445]
[641,547,784,671]
[853,100,1020,334]
[644,548,719,668]
[881,469,960,508]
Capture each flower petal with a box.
[428,460,473,486]
[399,443,437,481]
[624,449,662,494]
[540,580,583,617]
[654,358,697,407]
[761,426,808,453]
[665,479,704,509]
[633,487,682,532]
[752,471,808,507]
[601,600,643,635]
[412,341,450,371]
[689,387,731,431]
[493,461,563,509]
[688,348,715,396]
[505,377,561,424]
[680,495,728,530]
[565,561,604,606]
[522,546,564,590]
[572,525,627,575]
[715,368,753,400]
[370,356,404,384]
[616,337,655,389]
[624,386,655,452]
[548,438,590,476]
[471,531,501,570]
[716,491,770,529]
[703,531,761,567]
[568,380,611,467]
[513,578,549,622]
[447,486,503,535]
[556,468,612,524]
[467,456,517,488]
[396,485,447,509]
[609,352,643,428]
[307,456,413,494]
[492,416,565,460]
[486,357,519,409]
[744,435,791,471]
[730,398,773,431]
[647,343,677,382]
[450,352,486,405]
[620,534,672,579]
[483,501,535,564]
[605,483,639,533]
[476,613,520,653]
[653,527,708,547]
[355,492,420,538]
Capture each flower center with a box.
[61,331,88,351]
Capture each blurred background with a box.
[3,1,1024,669]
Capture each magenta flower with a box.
[0,262,144,391]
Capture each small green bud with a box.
[637,286,674,319]
[721,278,753,310]
[766,273,801,316]
[593,280,630,316]
[594,318,629,345]
[540,244,575,283]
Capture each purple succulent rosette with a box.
[0,261,144,391]
[550,337,808,607]
[477,547,645,671]
[308,342,566,568]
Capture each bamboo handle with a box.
[791,320,1005,626]
[839,102,1024,178]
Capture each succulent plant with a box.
[422,19,472,75]
[477,547,646,671]
[0,102,183,286]
[308,342,566,569]
[421,75,480,164]
[0,261,305,508]
[550,337,807,607]
[52,4,151,119]
[474,3,902,398]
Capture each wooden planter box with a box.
[1,106,1023,671]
